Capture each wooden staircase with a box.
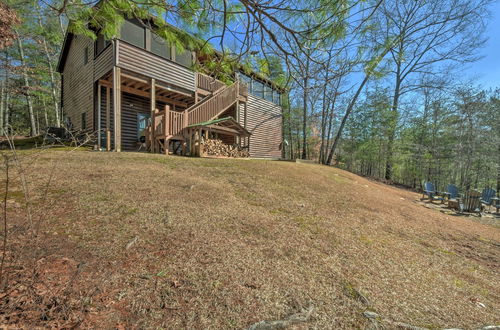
[147,80,247,154]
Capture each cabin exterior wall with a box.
[240,95,282,158]
[61,35,94,130]
[94,44,114,81]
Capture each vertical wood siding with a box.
[239,95,282,158]
[117,41,196,92]
[62,35,94,130]
[94,45,114,81]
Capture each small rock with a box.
[125,236,138,250]
[481,326,500,330]
[363,311,379,319]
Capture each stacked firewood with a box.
[203,139,250,158]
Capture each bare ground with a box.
[0,150,498,329]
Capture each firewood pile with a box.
[203,139,250,158]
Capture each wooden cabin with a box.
[56,18,283,158]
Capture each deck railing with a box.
[197,72,226,92]
[150,81,243,142]
[169,111,185,137]
[188,83,239,125]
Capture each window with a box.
[151,33,171,59]
[95,35,110,56]
[273,90,281,105]
[84,47,89,65]
[120,19,145,48]
[81,113,86,130]
[137,113,150,140]
[264,85,273,102]
[239,74,252,93]
[253,80,264,98]
[175,48,192,67]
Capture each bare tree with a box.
[376,0,491,180]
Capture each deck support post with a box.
[113,66,122,152]
[106,86,111,151]
[150,78,156,153]
[97,84,101,150]
[244,102,248,152]
[164,105,170,155]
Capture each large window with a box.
[120,20,145,48]
[253,80,264,98]
[175,48,192,67]
[151,33,171,59]
[264,85,273,102]
[273,90,281,105]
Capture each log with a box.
[202,138,249,158]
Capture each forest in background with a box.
[0,0,499,192]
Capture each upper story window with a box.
[253,80,264,99]
[176,48,192,67]
[239,72,281,104]
[84,47,89,65]
[120,20,146,49]
[273,90,281,105]
[264,85,273,102]
[151,32,171,59]
[240,74,252,92]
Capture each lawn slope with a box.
[1,150,499,329]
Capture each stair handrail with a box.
[187,82,239,125]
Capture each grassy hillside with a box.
[1,150,499,328]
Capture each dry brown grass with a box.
[0,150,499,329]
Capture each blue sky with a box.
[463,1,500,89]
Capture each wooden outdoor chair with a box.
[454,190,482,214]
[480,188,496,209]
[440,184,460,202]
[422,182,443,203]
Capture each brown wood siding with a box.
[94,44,114,81]
[99,87,114,149]
[239,95,282,158]
[62,35,94,130]
[100,89,167,151]
[117,41,195,92]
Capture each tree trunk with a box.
[286,93,294,159]
[4,92,10,135]
[326,74,371,165]
[319,58,332,164]
[385,64,402,181]
[301,58,310,159]
[0,80,4,135]
[15,31,37,136]
[37,10,61,127]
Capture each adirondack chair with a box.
[480,188,496,207]
[440,184,460,201]
[422,182,436,199]
[422,182,443,202]
[455,190,482,214]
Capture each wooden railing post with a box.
[164,105,170,137]
[150,78,156,153]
